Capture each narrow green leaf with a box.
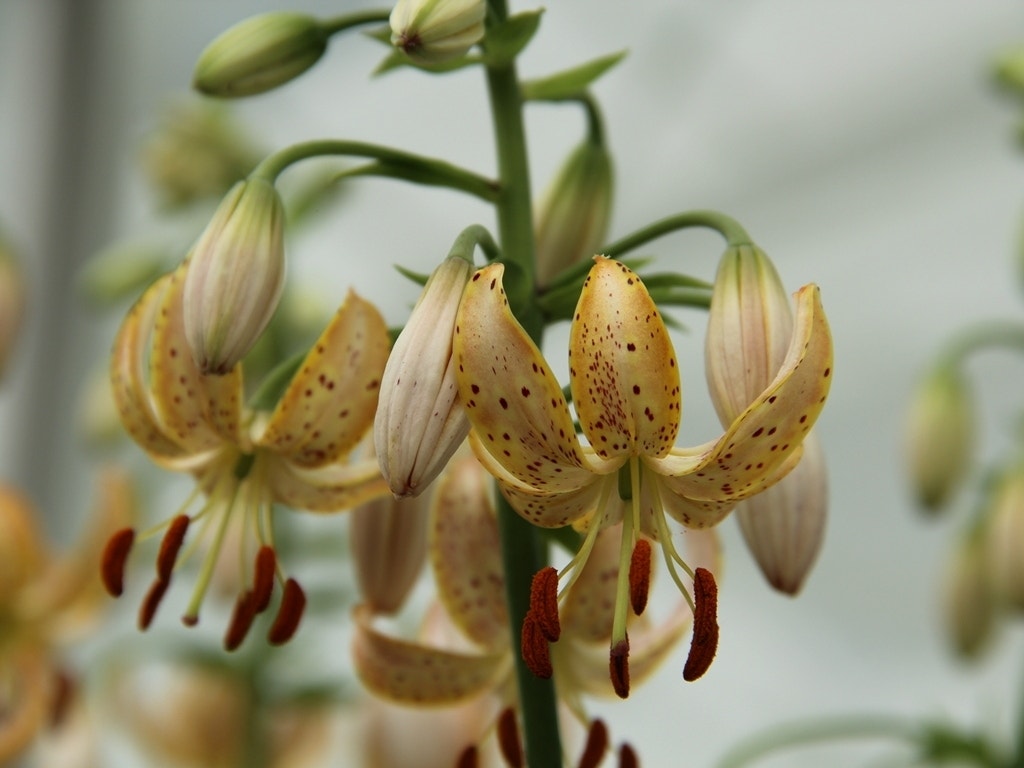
[522,50,628,102]
[482,10,543,67]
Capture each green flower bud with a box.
[904,365,974,512]
[994,46,1024,99]
[193,13,328,98]
[534,140,613,287]
[986,464,1024,611]
[183,178,286,375]
[0,234,24,382]
[389,0,486,65]
[944,526,997,659]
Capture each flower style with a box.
[452,256,832,687]
[105,262,390,648]
[352,453,710,764]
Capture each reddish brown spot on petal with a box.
[456,746,479,768]
[577,719,609,768]
[520,613,552,679]
[156,515,190,581]
[618,743,639,768]
[497,708,524,768]
[268,578,306,645]
[138,577,170,630]
[101,527,135,597]
[609,636,630,699]
[529,567,561,642]
[252,546,276,614]
[683,567,719,682]
[628,539,652,616]
[224,591,257,651]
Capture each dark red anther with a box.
[683,567,719,682]
[267,578,306,645]
[609,636,630,699]
[619,742,639,768]
[156,515,190,581]
[520,613,552,679]
[528,566,561,642]
[496,707,523,768]
[577,719,609,768]
[101,528,135,597]
[455,746,479,768]
[251,545,277,614]
[628,538,652,616]
[224,591,257,651]
[138,577,170,630]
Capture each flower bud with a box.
[375,256,472,497]
[904,365,973,512]
[735,432,827,595]
[944,527,996,659]
[535,140,614,287]
[193,13,328,98]
[350,492,430,614]
[0,234,25,382]
[986,464,1024,611]
[389,0,486,65]
[705,243,793,424]
[183,177,286,375]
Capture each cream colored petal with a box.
[0,646,50,764]
[203,366,249,450]
[352,605,506,705]
[650,285,831,507]
[430,454,508,651]
[497,476,605,530]
[561,524,623,643]
[570,257,681,460]
[453,264,597,494]
[267,455,388,513]
[257,291,389,467]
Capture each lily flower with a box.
[352,453,710,765]
[451,256,832,687]
[105,262,390,648]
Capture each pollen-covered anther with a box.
[224,590,257,651]
[456,746,479,768]
[577,719,609,768]
[156,514,190,581]
[497,707,524,768]
[529,566,561,641]
[267,577,306,645]
[138,577,170,630]
[618,743,639,768]
[251,545,276,614]
[609,635,630,699]
[683,567,719,682]
[520,612,553,679]
[628,538,652,616]
[101,527,135,597]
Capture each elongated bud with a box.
[375,255,473,497]
[945,526,997,659]
[905,365,974,512]
[985,464,1024,611]
[389,0,486,65]
[183,177,286,375]
[350,492,430,614]
[535,139,613,287]
[0,234,25,382]
[193,13,328,98]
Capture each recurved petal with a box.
[352,605,507,705]
[430,454,508,651]
[267,454,389,513]
[256,290,389,467]
[497,476,604,530]
[453,264,596,492]
[649,284,831,505]
[570,258,681,460]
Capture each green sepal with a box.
[522,50,628,102]
[482,10,543,68]
[372,48,481,76]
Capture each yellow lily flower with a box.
[451,256,832,688]
[105,263,390,647]
[351,453,712,764]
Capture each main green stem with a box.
[484,2,563,765]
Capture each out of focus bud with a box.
[0,485,43,601]
[375,255,472,497]
[534,139,613,287]
[193,13,328,98]
[183,177,286,375]
[905,365,974,512]
[735,432,827,596]
[140,103,260,207]
[389,0,486,65]
[0,235,25,382]
[350,492,430,614]
[944,526,997,659]
[986,464,1024,611]
[994,46,1024,99]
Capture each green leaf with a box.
[394,264,431,287]
[482,10,543,67]
[522,50,628,102]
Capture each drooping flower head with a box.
[452,256,832,692]
[389,0,486,65]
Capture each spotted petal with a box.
[352,605,507,705]
[570,258,681,460]
[650,284,831,508]
[266,454,388,513]
[454,264,603,493]
[256,290,389,467]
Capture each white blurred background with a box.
[2,1,1024,766]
